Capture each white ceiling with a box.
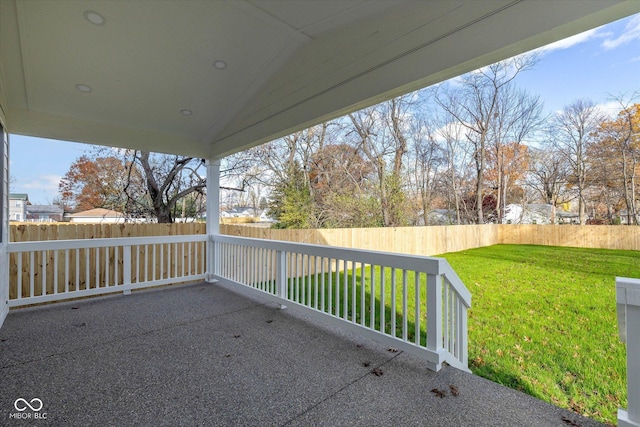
[1,0,638,159]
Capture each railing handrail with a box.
[212,234,471,308]
[8,234,207,252]
[211,233,471,372]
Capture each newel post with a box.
[276,250,287,310]
[122,245,132,295]
[617,277,640,427]
[205,159,220,282]
[426,272,443,371]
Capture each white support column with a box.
[0,121,9,327]
[205,159,220,283]
[617,277,640,427]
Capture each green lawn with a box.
[440,244,640,426]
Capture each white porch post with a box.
[205,159,220,282]
[0,121,9,327]
[617,277,640,427]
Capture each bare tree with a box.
[546,99,605,225]
[526,148,572,223]
[348,95,414,227]
[129,152,206,223]
[434,55,539,223]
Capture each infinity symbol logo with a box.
[14,398,43,412]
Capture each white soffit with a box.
[0,0,638,158]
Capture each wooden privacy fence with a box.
[220,224,640,255]
[10,222,206,242]
[7,222,640,303]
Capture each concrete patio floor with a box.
[0,281,604,426]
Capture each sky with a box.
[8,12,640,205]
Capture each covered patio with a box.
[2,1,640,425]
[0,281,604,426]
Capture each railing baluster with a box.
[351,261,356,322]
[320,257,325,312]
[334,259,340,317]
[380,266,385,334]
[307,254,312,307]
[402,269,408,341]
[95,248,100,288]
[53,250,59,295]
[65,249,70,293]
[414,272,420,345]
[74,249,79,291]
[29,251,34,297]
[17,254,22,300]
[443,281,450,351]
[105,246,110,288]
[343,260,348,320]
[41,250,46,296]
[360,262,365,326]
[85,249,90,290]
[369,264,375,330]
[391,268,396,337]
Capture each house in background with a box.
[618,209,640,225]
[8,193,28,221]
[503,204,579,225]
[67,208,126,224]
[26,204,63,222]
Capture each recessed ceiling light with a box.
[213,60,227,70]
[84,11,106,26]
[75,84,92,93]
[181,109,193,116]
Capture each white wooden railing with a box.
[211,234,471,372]
[617,277,640,427]
[7,235,207,307]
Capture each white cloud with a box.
[602,14,640,49]
[21,175,61,190]
[533,28,600,54]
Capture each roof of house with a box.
[68,208,124,218]
[26,205,63,214]
[9,193,29,201]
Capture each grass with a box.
[439,244,640,425]
[259,244,636,424]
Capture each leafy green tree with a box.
[268,162,314,229]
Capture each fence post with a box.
[276,250,287,310]
[617,277,640,427]
[427,272,443,371]
[122,245,132,295]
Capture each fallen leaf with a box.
[449,384,459,396]
[266,320,273,323]
[387,348,398,353]
[371,368,383,376]
[234,334,241,338]
[362,361,371,367]
[561,416,581,426]
[431,388,447,398]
